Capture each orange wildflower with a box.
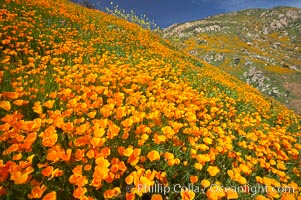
[255,195,270,200]
[206,185,225,200]
[13,99,29,106]
[0,186,6,196]
[123,147,134,157]
[93,157,110,181]
[49,168,64,180]
[39,126,58,147]
[73,186,87,199]
[42,191,56,200]
[43,100,55,109]
[201,179,210,188]
[84,164,92,171]
[225,188,239,199]
[189,175,198,184]
[181,189,195,200]
[164,152,174,160]
[207,166,220,176]
[126,193,135,200]
[87,111,97,118]
[41,166,53,177]
[33,101,43,114]
[28,185,47,199]
[281,193,296,200]
[10,167,34,184]
[0,101,11,111]
[107,122,120,139]
[110,164,119,173]
[147,150,160,162]
[103,187,121,199]
[151,194,163,200]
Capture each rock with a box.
[195,25,221,33]
[234,57,240,65]
[289,65,297,70]
[243,66,282,97]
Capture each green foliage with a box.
[104,2,160,31]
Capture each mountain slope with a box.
[164,7,301,114]
[0,1,301,199]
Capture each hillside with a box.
[163,7,301,114]
[0,1,301,200]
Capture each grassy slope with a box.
[165,7,301,114]
[0,0,301,199]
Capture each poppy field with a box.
[0,0,301,199]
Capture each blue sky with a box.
[92,0,301,28]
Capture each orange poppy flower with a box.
[164,152,174,160]
[255,195,270,200]
[28,185,47,199]
[41,166,53,177]
[84,164,92,171]
[225,188,239,199]
[189,175,198,184]
[0,101,11,111]
[49,168,64,180]
[73,186,87,199]
[280,193,296,200]
[207,166,220,176]
[43,100,55,109]
[181,189,195,200]
[151,194,163,200]
[33,101,43,114]
[87,111,97,118]
[126,193,135,200]
[0,186,6,196]
[103,187,121,199]
[10,167,33,184]
[13,100,29,106]
[201,179,210,188]
[206,185,225,200]
[42,191,56,200]
[147,150,160,162]
[123,147,134,157]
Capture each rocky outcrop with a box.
[243,67,280,97]
[195,25,221,33]
[204,52,226,63]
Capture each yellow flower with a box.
[43,100,55,109]
[164,152,174,160]
[206,185,225,200]
[123,147,134,157]
[194,163,203,170]
[203,137,213,145]
[181,189,195,200]
[207,166,220,176]
[147,150,160,162]
[33,101,43,114]
[225,188,239,199]
[255,195,270,200]
[0,101,11,111]
[201,179,211,188]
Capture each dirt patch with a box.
[283,82,301,114]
